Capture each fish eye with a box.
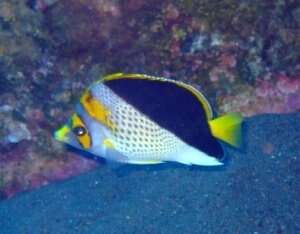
[73,126,87,136]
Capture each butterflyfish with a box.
[54,73,243,166]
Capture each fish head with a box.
[54,107,109,155]
[54,111,92,151]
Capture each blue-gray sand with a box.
[1,113,299,234]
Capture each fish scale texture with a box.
[91,83,186,160]
[0,113,299,234]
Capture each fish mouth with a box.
[54,125,70,142]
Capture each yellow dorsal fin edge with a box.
[208,112,243,148]
[100,73,213,120]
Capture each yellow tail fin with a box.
[208,112,243,148]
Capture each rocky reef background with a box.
[0,0,299,199]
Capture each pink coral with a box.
[209,66,235,83]
[169,39,181,58]
[125,0,147,11]
[97,1,121,17]
[276,74,299,95]
[209,67,221,82]
[218,53,237,68]
[219,74,300,116]
[255,80,276,98]
[164,4,180,21]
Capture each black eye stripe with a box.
[73,126,87,136]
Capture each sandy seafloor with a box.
[0,113,299,234]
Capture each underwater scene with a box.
[0,0,299,233]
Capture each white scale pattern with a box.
[91,82,186,161]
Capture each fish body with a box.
[55,73,243,166]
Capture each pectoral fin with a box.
[106,148,130,163]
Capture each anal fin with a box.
[127,160,164,165]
